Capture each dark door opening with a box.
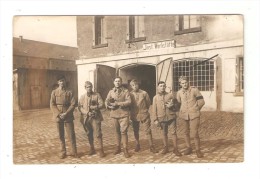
[119,64,156,101]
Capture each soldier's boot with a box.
[161,135,169,155]
[122,134,130,158]
[72,146,79,158]
[114,146,121,155]
[114,134,122,155]
[135,143,140,152]
[148,133,158,153]
[59,151,66,159]
[123,148,130,158]
[59,140,66,159]
[183,147,192,155]
[134,127,140,152]
[88,145,96,156]
[66,122,78,158]
[98,137,105,158]
[184,134,192,155]
[172,135,182,157]
[88,137,96,155]
[195,137,203,158]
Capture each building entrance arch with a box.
[118,63,156,101]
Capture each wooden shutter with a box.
[223,58,236,92]
[96,65,116,100]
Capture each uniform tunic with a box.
[50,88,76,122]
[105,86,131,136]
[50,87,77,155]
[130,89,151,122]
[78,92,104,138]
[105,87,131,118]
[130,89,152,136]
[152,92,178,122]
[176,87,205,120]
[78,92,104,123]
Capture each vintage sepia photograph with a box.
[13,15,244,164]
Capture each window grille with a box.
[173,58,215,91]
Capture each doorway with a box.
[119,64,156,101]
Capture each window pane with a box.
[190,15,200,28]
[183,15,190,29]
[172,59,214,92]
[175,16,180,31]
[239,58,244,91]
[129,16,135,39]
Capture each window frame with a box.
[92,16,108,49]
[125,16,146,44]
[172,58,215,92]
[234,55,244,96]
[174,15,202,35]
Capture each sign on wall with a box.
[143,40,176,50]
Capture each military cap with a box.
[85,81,93,87]
[178,76,189,83]
[57,75,66,81]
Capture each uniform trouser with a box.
[183,117,200,150]
[112,117,129,149]
[159,119,178,149]
[83,118,103,148]
[132,117,153,146]
[57,121,77,155]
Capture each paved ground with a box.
[13,109,243,164]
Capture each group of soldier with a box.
[50,74,205,160]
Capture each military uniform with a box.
[152,91,181,155]
[105,86,131,157]
[50,87,77,158]
[78,92,105,157]
[177,86,205,157]
[130,89,157,153]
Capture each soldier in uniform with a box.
[177,76,205,158]
[50,75,78,159]
[129,79,158,153]
[152,81,182,156]
[105,77,131,158]
[78,81,105,158]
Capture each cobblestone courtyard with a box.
[13,109,244,164]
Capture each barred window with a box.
[173,58,215,91]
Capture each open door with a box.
[96,64,116,100]
[156,58,173,93]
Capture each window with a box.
[235,56,244,95]
[172,58,214,92]
[126,16,146,43]
[174,15,201,35]
[92,16,108,48]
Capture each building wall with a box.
[77,15,243,59]
[15,68,78,110]
[76,15,243,113]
